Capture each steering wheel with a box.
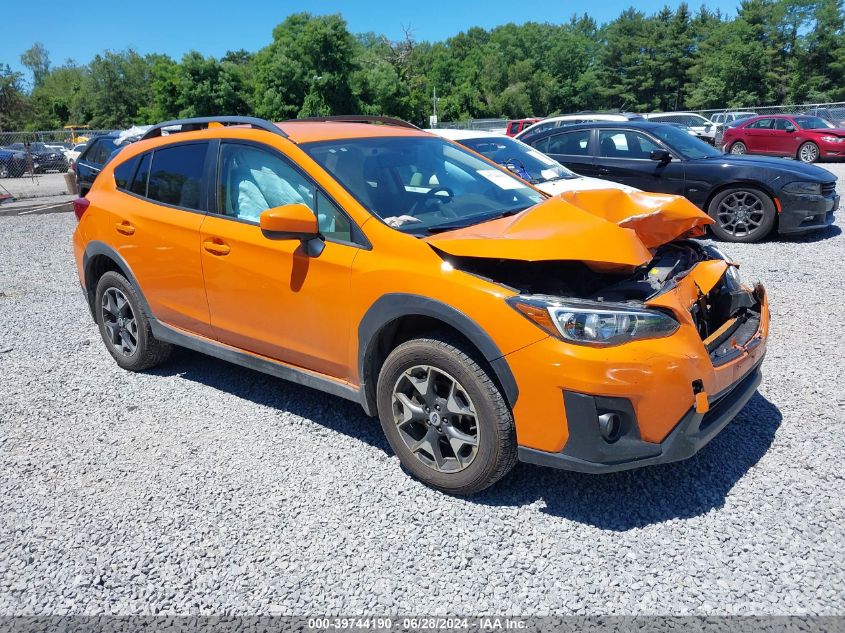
[408,186,456,217]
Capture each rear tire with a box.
[729,141,747,155]
[376,335,517,495]
[707,186,776,243]
[797,141,820,164]
[94,271,171,371]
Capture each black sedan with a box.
[524,121,839,242]
[4,142,68,174]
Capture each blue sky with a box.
[5,0,739,83]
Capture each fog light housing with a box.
[598,412,622,443]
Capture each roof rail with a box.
[286,115,420,130]
[140,116,288,141]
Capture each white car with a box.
[515,113,644,142]
[643,112,717,143]
[429,129,636,195]
[66,143,88,162]
[710,111,758,126]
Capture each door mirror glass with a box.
[785,124,796,133]
[259,203,319,238]
[650,149,672,163]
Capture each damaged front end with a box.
[438,240,765,365]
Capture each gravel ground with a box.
[1,165,844,616]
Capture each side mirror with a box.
[650,149,672,164]
[785,124,796,133]
[259,203,324,256]
[259,203,319,239]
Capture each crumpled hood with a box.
[424,189,712,272]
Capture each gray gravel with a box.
[1,165,845,616]
[0,172,70,200]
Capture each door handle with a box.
[203,239,231,256]
[115,221,135,235]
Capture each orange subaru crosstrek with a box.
[72,116,770,494]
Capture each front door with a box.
[769,118,801,156]
[592,129,686,195]
[199,141,361,380]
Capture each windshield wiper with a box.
[425,207,529,234]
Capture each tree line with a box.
[1,0,844,132]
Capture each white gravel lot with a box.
[1,165,844,616]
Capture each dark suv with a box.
[75,133,121,196]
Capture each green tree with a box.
[0,65,30,131]
[20,42,50,88]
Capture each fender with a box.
[357,293,519,416]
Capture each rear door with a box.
[535,128,597,176]
[592,128,685,194]
[103,142,213,337]
[742,118,774,153]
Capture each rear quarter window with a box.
[113,156,139,190]
[146,143,208,210]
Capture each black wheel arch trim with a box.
[357,293,519,417]
[82,241,155,320]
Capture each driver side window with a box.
[218,143,314,223]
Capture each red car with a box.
[505,118,540,137]
[722,114,845,163]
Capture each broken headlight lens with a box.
[782,181,822,194]
[508,296,679,346]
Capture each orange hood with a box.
[424,189,713,272]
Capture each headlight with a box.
[782,181,822,195]
[508,296,679,346]
[820,136,845,143]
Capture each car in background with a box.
[524,120,838,242]
[74,133,122,196]
[66,143,87,162]
[643,112,717,144]
[0,147,28,178]
[3,142,68,173]
[722,114,845,163]
[429,128,635,195]
[710,111,757,127]
[505,118,540,137]
[804,106,845,127]
[515,112,644,144]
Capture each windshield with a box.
[650,125,722,159]
[303,136,544,234]
[793,116,834,130]
[459,136,577,184]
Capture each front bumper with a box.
[778,188,838,234]
[518,360,762,473]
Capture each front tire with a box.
[707,187,776,243]
[94,271,171,371]
[376,336,517,495]
[798,141,820,164]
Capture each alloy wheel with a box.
[391,365,479,473]
[716,190,765,238]
[799,143,819,163]
[730,142,746,155]
[101,287,138,356]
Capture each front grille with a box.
[822,182,836,196]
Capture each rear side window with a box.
[113,156,139,190]
[130,153,151,197]
[547,130,592,156]
[85,138,115,164]
[147,143,208,210]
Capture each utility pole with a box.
[430,87,438,128]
